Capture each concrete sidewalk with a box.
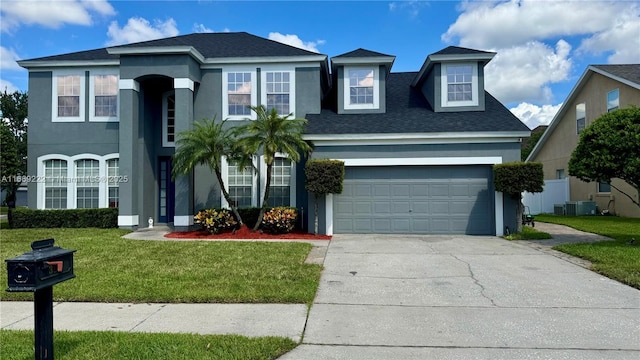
[1,301,308,342]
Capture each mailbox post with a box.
[6,239,76,360]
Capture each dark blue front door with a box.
[158,157,175,223]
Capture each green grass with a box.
[503,225,552,240]
[0,206,7,215]
[536,214,640,289]
[0,228,322,303]
[0,330,296,360]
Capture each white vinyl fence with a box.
[522,178,570,215]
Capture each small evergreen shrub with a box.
[261,207,297,234]
[237,207,262,229]
[194,209,237,234]
[11,208,118,228]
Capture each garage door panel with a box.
[335,166,493,235]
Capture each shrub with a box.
[305,159,345,195]
[237,207,262,229]
[11,208,118,228]
[194,209,237,234]
[261,207,297,234]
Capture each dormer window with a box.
[441,63,478,107]
[343,66,379,110]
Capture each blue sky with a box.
[1,0,639,128]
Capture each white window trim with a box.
[89,68,119,122]
[259,153,296,207]
[343,66,380,110]
[220,155,258,208]
[260,65,296,117]
[37,153,119,209]
[222,67,257,120]
[162,91,175,147]
[52,70,85,122]
[440,63,479,108]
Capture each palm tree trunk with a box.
[214,169,244,226]
[253,163,273,231]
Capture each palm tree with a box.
[235,105,313,230]
[172,118,251,225]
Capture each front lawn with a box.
[0,330,296,360]
[0,228,322,303]
[536,214,640,289]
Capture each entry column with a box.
[173,78,195,230]
[117,79,140,229]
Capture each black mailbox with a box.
[6,239,76,292]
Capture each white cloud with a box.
[578,10,640,64]
[193,23,213,33]
[1,46,22,71]
[1,0,115,32]
[388,1,428,17]
[268,32,324,53]
[510,102,562,129]
[442,0,633,49]
[0,79,18,93]
[106,17,179,46]
[484,40,573,104]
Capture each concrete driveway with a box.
[281,234,640,359]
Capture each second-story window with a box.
[349,69,374,105]
[343,66,379,110]
[576,103,586,134]
[228,72,252,116]
[93,74,118,119]
[441,63,478,107]
[447,65,473,102]
[607,89,619,112]
[54,73,84,121]
[266,71,290,115]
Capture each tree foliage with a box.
[494,162,544,233]
[521,129,545,161]
[172,118,250,225]
[234,105,313,230]
[568,106,640,208]
[0,90,28,207]
[305,159,345,234]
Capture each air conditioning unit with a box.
[565,201,578,216]
[554,204,565,215]
[576,201,596,215]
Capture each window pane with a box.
[58,96,80,117]
[228,162,253,206]
[607,89,619,112]
[447,65,473,102]
[57,75,81,117]
[76,159,99,209]
[44,159,68,209]
[576,103,586,134]
[598,182,611,193]
[265,71,291,115]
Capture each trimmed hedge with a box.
[11,207,119,228]
[305,159,345,195]
[237,207,262,229]
[494,162,544,197]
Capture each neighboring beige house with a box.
[527,64,640,218]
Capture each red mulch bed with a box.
[165,225,331,240]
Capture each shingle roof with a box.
[591,64,640,85]
[431,46,496,56]
[305,72,529,135]
[23,32,323,62]
[333,48,394,58]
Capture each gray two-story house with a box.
[18,32,529,235]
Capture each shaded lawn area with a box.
[0,330,296,360]
[503,225,552,240]
[536,214,640,289]
[0,228,322,303]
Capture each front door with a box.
[158,157,175,223]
